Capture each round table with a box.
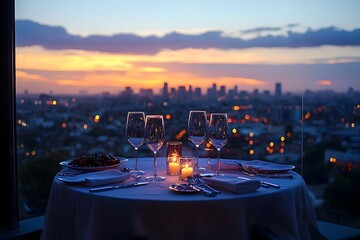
[40,157,323,240]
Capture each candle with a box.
[166,141,182,175]
[181,165,193,179]
[168,161,180,175]
[179,156,195,180]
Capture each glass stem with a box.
[153,151,158,177]
[134,147,138,171]
[216,148,221,175]
[195,145,199,169]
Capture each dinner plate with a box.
[58,170,131,184]
[241,160,295,173]
[59,157,128,171]
[169,184,201,193]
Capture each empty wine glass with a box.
[126,112,146,177]
[144,115,166,181]
[188,110,207,172]
[208,113,229,176]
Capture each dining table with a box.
[40,157,324,240]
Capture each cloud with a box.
[15,20,360,55]
[286,23,300,29]
[317,80,333,86]
[241,26,282,34]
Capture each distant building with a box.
[163,82,169,98]
[219,85,226,97]
[188,85,193,98]
[121,87,133,98]
[139,88,153,97]
[194,87,202,98]
[178,86,186,98]
[170,87,176,98]
[275,82,282,97]
[263,90,271,98]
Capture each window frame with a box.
[0,0,19,232]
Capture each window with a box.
[4,0,360,235]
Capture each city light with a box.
[94,115,100,123]
[233,105,240,111]
[175,129,187,140]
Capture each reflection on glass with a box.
[144,115,166,181]
[126,112,146,177]
[188,110,207,172]
[208,113,228,176]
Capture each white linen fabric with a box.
[203,175,261,193]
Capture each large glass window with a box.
[15,1,360,229]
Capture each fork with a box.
[193,175,222,194]
[187,177,217,196]
[58,171,87,176]
[232,161,294,179]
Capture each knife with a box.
[260,181,280,188]
[89,181,150,192]
[237,176,280,188]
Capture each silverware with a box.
[187,177,216,196]
[232,161,294,179]
[58,171,87,176]
[89,181,150,192]
[193,175,221,194]
[58,166,131,177]
[237,176,280,188]
[260,180,280,188]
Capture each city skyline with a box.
[15,1,360,94]
[19,81,358,97]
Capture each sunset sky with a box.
[15,0,360,95]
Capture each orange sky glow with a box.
[16,45,360,95]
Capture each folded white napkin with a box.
[84,169,131,186]
[203,175,261,194]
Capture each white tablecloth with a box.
[41,157,323,240]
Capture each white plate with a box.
[60,157,128,172]
[169,184,201,193]
[58,170,131,184]
[241,160,295,173]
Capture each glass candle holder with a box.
[166,141,182,175]
[179,156,195,180]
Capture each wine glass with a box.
[208,113,229,176]
[188,110,208,172]
[126,112,146,177]
[144,115,166,181]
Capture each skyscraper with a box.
[163,82,169,98]
[275,82,282,97]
